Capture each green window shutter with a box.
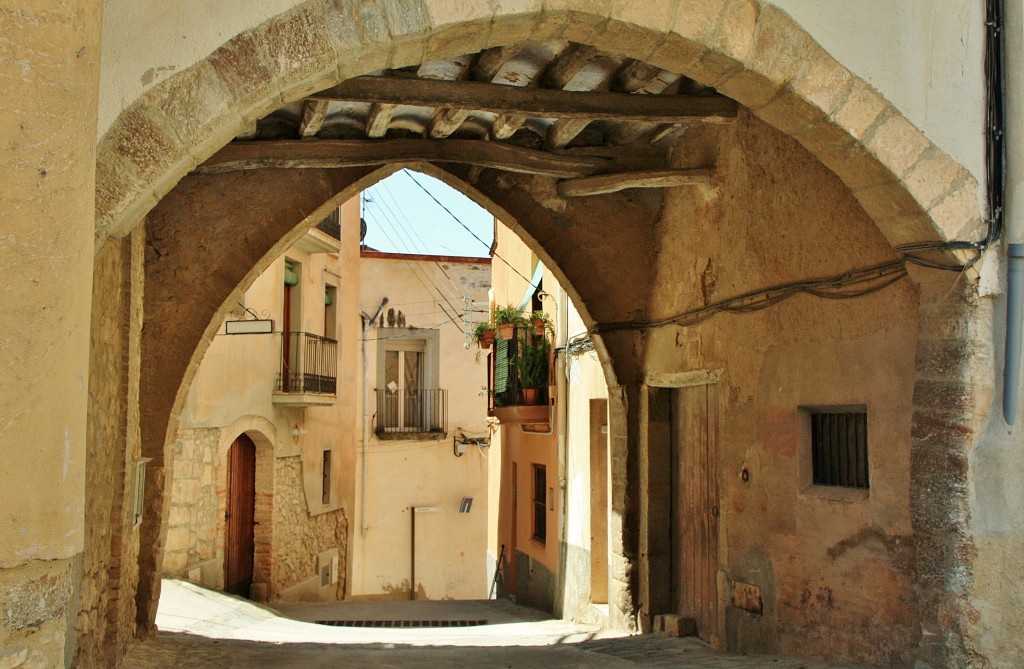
[284,261,299,286]
[494,338,509,394]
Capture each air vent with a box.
[315,619,487,628]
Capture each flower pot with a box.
[478,330,495,349]
[520,388,539,405]
[531,318,545,335]
[497,323,515,340]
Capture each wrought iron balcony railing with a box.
[375,388,448,435]
[276,331,337,394]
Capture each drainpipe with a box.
[554,285,570,616]
[361,297,388,535]
[1003,0,1020,423]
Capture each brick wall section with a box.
[253,441,275,592]
[75,230,143,667]
[76,236,129,667]
[909,276,989,668]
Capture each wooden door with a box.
[225,434,256,597]
[670,384,720,643]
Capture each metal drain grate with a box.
[315,619,487,628]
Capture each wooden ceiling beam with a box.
[557,168,712,196]
[311,76,737,123]
[194,139,620,178]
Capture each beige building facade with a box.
[160,200,362,602]
[4,2,1024,668]
[351,248,492,601]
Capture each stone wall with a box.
[162,428,220,579]
[273,456,346,599]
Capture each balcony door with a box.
[382,341,424,431]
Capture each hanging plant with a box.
[493,304,527,340]
[471,321,496,349]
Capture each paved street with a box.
[122,580,869,668]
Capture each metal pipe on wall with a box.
[361,297,388,534]
[1002,0,1021,424]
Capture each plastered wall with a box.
[640,111,920,664]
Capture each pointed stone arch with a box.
[89,2,991,666]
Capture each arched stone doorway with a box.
[83,4,991,668]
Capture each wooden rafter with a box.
[195,139,620,178]
[310,76,737,123]
[557,168,712,197]
[366,103,397,138]
[298,100,331,138]
[492,43,600,141]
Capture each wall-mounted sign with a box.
[225,319,274,335]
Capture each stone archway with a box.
[86,3,992,668]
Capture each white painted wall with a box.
[98,0,303,136]
[98,0,985,178]
[774,0,985,180]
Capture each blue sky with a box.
[360,169,494,258]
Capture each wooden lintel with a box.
[195,139,618,178]
[309,76,738,123]
[557,168,712,197]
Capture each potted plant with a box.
[471,320,495,349]
[529,310,551,335]
[493,304,526,340]
[516,339,549,405]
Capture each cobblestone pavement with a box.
[121,580,869,669]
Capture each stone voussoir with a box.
[263,4,341,102]
[862,109,933,180]
[208,28,285,120]
[487,2,547,46]
[927,178,985,244]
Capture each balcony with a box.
[375,388,448,440]
[273,332,338,407]
[488,325,552,427]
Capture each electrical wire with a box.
[588,259,909,335]
[402,169,538,287]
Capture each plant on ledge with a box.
[516,338,550,405]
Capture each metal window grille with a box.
[811,410,869,489]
